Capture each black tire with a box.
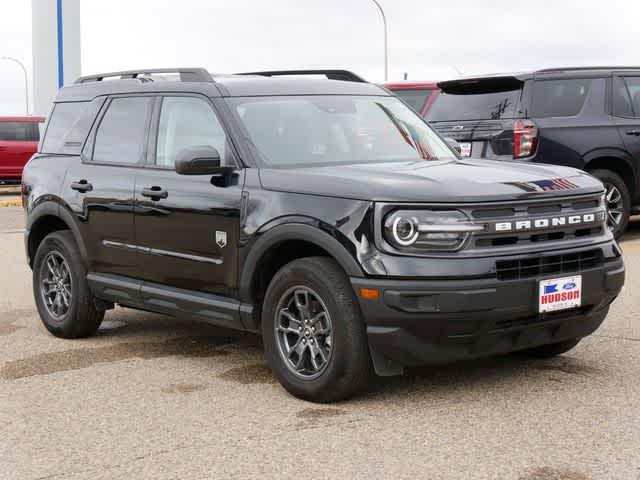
[590,169,630,239]
[262,257,371,403]
[33,230,104,338]
[517,338,581,359]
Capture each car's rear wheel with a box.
[590,169,630,239]
[33,231,104,338]
[262,257,371,403]
[517,338,581,358]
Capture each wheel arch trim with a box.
[583,150,637,198]
[239,222,364,304]
[26,201,88,267]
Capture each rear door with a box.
[64,95,153,277]
[528,77,603,169]
[611,75,640,173]
[0,121,40,179]
[133,95,244,297]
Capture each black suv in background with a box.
[22,68,624,402]
[426,67,640,238]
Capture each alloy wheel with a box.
[274,286,333,379]
[40,251,72,319]
[604,182,624,230]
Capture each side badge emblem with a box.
[216,231,227,248]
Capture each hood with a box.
[258,159,604,203]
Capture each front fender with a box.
[238,221,365,303]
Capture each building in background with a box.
[31,0,81,115]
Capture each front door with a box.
[134,95,244,297]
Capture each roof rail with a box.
[536,66,640,73]
[236,69,367,83]
[75,68,214,84]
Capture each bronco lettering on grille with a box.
[493,212,604,233]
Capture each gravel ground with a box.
[0,206,639,480]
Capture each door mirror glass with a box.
[175,146,221,175]
[445,137,462,155]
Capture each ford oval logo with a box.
[563,282,577,291]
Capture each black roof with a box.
[438,66,640,91]
[55,68,387,102]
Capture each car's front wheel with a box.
[33,230,104,338]
[262,257,371,403]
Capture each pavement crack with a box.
[594,334,640,342]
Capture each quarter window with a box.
[156,96,230,168]
[531,79,591,118]
[41,102,88,153]
[92,97,152,164]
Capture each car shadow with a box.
[8,300,602,400]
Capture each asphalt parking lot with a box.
[0,207,639,480]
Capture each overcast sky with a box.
[1,0,639,114]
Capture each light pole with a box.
[1,56,29,115]
[370,0,388,82]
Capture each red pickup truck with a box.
[383,82,439,117]
[0,116,45,183]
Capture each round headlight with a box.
[392,216,419,246]
[383,209,482,252]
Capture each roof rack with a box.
[75,68,214,84]
[536,66,640,73]
[236,69,367,83]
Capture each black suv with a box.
[426,66,640,238]
[22,68,624,402]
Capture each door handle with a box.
[626,129,640,136]
[141,186,168,200]
[70,179,93,193]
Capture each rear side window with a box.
[92,97,152,164]
[531,79,591,118]
[426,89,521,121]
[392,89,434,114]
[41,102,88,153]
[0,122,39,141]
[613,76,640,117]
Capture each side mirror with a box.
[445,137,462,155]
[175,146,222,175]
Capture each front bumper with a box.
[351,243,624,375]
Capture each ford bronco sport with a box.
[23,68,625,402]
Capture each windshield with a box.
[426,89,521,122]
[229,95,456,167]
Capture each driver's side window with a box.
[156,96,231,168]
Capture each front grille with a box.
[468,194,606,252]
[495,249,603,281]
